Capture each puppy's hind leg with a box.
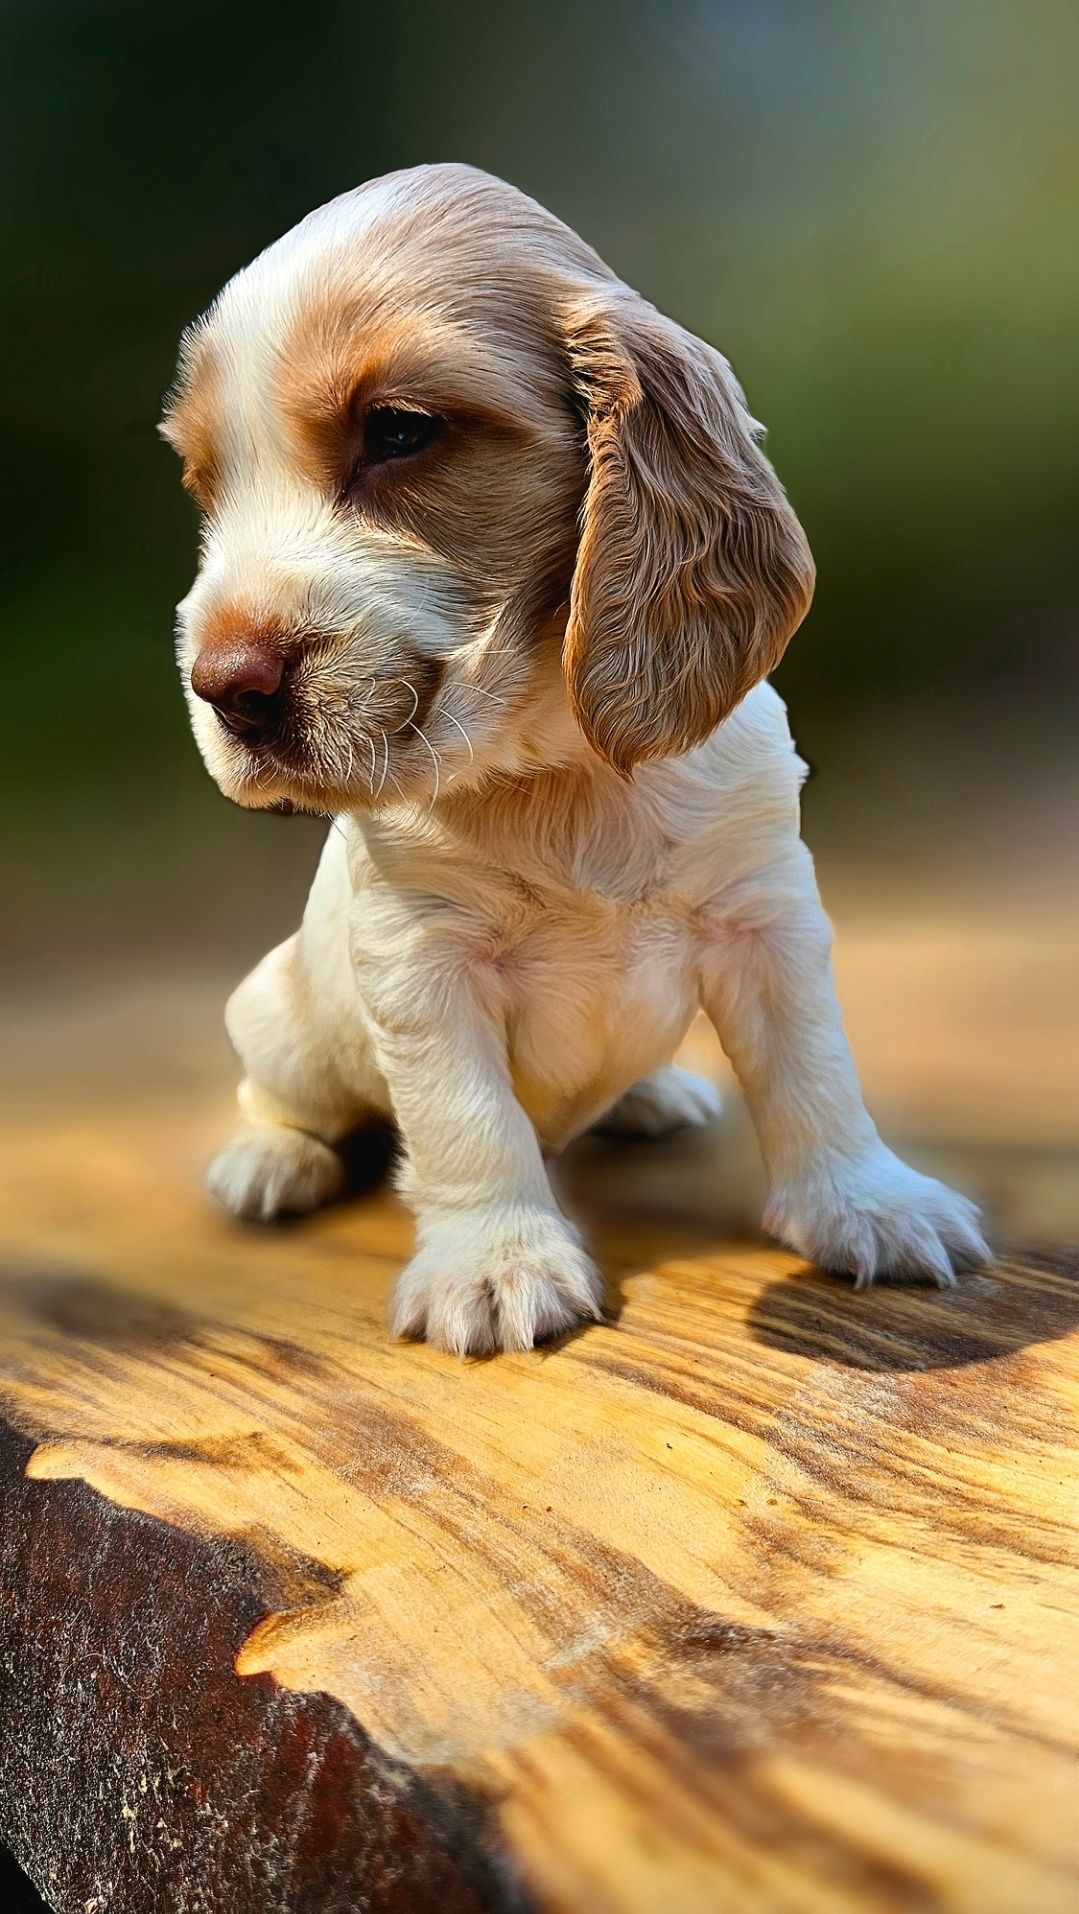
[208,1121,346,1223]
[207,934,389,1222]
[594,1065,722,1140]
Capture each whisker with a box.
[405,720,442,804]
[439,707,475,763]
[389,678,421,733]
[375,728,390,800]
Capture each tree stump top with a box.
[2,1090,1078,1912]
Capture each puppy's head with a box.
[163,164,813,811]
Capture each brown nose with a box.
[189,638,285,737]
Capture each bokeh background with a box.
[4,0,1077,1233]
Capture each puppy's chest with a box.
[494,821,693,957]
[484,847,701,1138]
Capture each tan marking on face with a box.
[187,601,295,660]
[160,326,224,512]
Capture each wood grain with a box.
[1,1001,1078,1911]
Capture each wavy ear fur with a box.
[562,295,815,773]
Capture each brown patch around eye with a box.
[273,280,586,608]
[276,287,554,501]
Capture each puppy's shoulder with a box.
[703,681,806,785]
[654,683,807,830]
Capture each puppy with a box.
[162,163,989,1355]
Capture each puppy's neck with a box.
[357,663,633,852]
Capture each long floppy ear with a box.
[562,294,815,773]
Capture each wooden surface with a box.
[1,933,1078,1913]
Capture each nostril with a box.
[217,686,281,737]
[190,639,286,738]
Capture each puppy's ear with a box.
[562,295,815,773]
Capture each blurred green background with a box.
[3,0,1077,977]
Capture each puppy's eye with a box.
[363,406,440,464]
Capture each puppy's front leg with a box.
[355,924,602,1356]
[701,846,990,1287]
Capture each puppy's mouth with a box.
[206,656,448,813]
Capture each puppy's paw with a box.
[206,1122,344,1221]
[595,1066,722,1140]
[765,1142,990,1289]
[392,1208,604,1356]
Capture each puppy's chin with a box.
[227,780,344,816]
[209,759,368,817]
[194,739,337,816]
[199,736,423,818]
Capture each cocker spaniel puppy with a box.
[163,163,988,1354]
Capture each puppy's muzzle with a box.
[190,636,286,740]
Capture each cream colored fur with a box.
[165,165,989,1355]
